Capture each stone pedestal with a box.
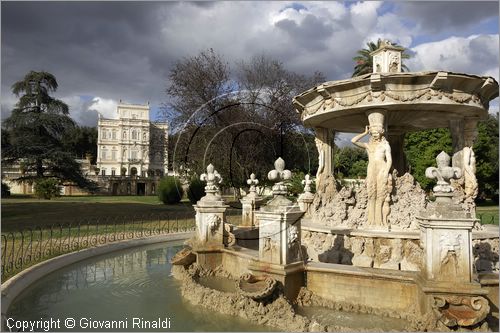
[417,198,490,329]
[297,192,314,216]
[194,199,228,250]
[418,215,474,283]
[240,196,264,227]
[256,198,304,265]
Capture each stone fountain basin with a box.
[236,273,278,300]
[293,71,498,132]
[197,276,238,293]
[296,305,410,331]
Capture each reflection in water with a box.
[6,241,270,332]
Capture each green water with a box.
[5,241,270,332]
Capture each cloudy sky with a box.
[1,1,499,128]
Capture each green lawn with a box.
[476,206,499,225]
[1,195,241,232]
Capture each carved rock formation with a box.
[310,172,426,230]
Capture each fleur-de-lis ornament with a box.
[425,151,461,193]
[200,164,222,196]
[247,173,259,195]
[301,174,313,194]
[268,157,292,196]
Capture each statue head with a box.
[369,124,385,140]
[367,110,386,141]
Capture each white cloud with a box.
[89,97,118,120]
[350,1,382,36]
[407,34,499,80]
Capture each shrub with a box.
[158,176,184,204]
[1,182,11,197]
[34,178,61,200]
[187,177,205,204]
[287,171,316,197]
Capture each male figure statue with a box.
[351,114,392,228]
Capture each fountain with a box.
[172,41,499,331]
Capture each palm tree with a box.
[352,39,411,77]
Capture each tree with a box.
[2,71,96,191]
[404,128,452,191]
[352,39,411,77]
[334,146,368,178]
[164,50,325,191]
[474,113,499,197]
[158,176,184,204]
[61,126,98,163]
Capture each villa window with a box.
[123,131,127,139]
[131,150,138,159]
[101,169,106,176]
[111,169,116,176]
[112,131,117,140]
[101,148,107,160]
[111,150,117,160]
[132,130,137,140]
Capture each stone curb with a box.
[1,232,193,316]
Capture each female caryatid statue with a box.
[351,112,392,228]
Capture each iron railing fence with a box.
[478,213,498,226]
[1,213,196,280]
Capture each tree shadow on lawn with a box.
[1,201,198,232]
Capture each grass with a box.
[1,194,243,280]
[1,195,242,232]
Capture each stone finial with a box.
[267,157,292,196]
[425,151,462,194]
[200,164,222,196]
[247,173,259,194]
[301,174,313,194]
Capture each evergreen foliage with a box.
[158,176,184,204]
[33,178,60,200]
[2,71,97,191]
[187,177,206,204]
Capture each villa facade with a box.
[96,102,169,195]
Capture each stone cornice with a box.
[293,71,499,132]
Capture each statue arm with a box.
[351,126,369,149]
[385,142,392,174]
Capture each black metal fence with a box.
[478,213,499,226]
[1,213,196,280]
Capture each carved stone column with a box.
[314,127,335,188]
[193,164,229,268]
[250,158,305,301]
[240,173,264,227]
[297,174,314,216]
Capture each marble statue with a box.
[351,112,392,228]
